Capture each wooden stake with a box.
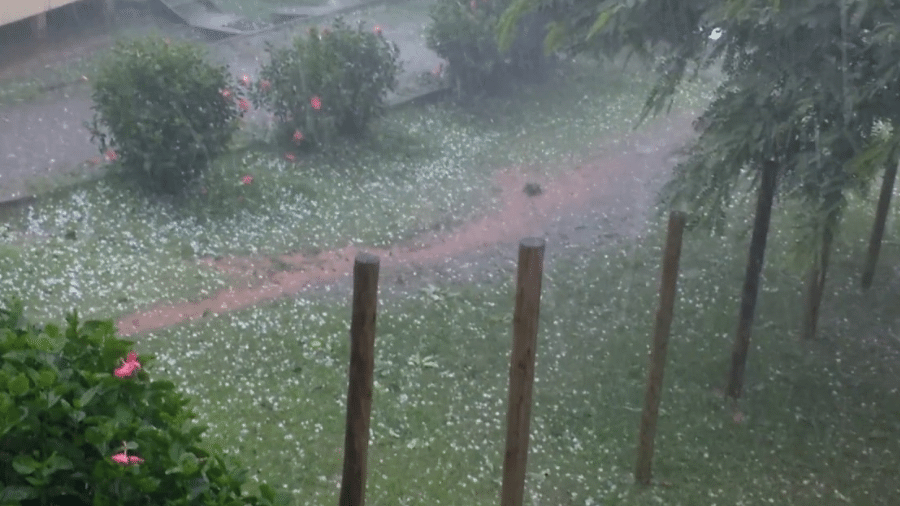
[338,253,379,506]
[635,211,685,486]
[500,237,545,506]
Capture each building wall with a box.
[1,0,86,27]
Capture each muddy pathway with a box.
[117,112,697,337]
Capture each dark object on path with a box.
[523,182,542,196]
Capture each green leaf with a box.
[36,369,56,389]
[496,0,540,53]
[585,6,621,42]
[0,485,39,501]
[11,455,39,475]
[7,373,29,396]
[78,385,102,409]
[259,483,276,502]
[42,453,74,474]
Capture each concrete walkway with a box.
[0,0,442,203]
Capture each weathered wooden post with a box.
[726,159,778,399]
[635,211,685,486]
[500,237,545,506]
[338,253,379,506]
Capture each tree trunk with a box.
[800,220,835,341]
[725,160,778,400]
[861,162,898,290]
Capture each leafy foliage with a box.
[250,17,401,149]
[87,37,245,195]
[0,298,289,505]
[498,0,900,269]
[426,0,555,99]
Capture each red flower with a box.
[241,175,253,185]
[238,98,250,112]
[104,149,118,162]
[374,25,382,35]
[293,130,304,143]
[259,79,271,92]
[310,96,322,110]
[240,74,251,87]
[284,152,296,162]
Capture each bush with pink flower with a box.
[0,297,289,505]
[250,16,401,150]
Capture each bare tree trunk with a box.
[861,162,898,290]
[800,220,834,341]
[725,160,778,400]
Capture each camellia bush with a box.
[0,298,289,505]
[250,16,401,149]
[87,36,246,195]
[425,0,555,99]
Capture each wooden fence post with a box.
[338,253,380,506]
[500,237,546,506]
[635,211,685,486]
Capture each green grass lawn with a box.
[2,53,898,505]
[135,187,900,505]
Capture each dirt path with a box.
[117,111,697,337]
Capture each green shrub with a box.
[0,298,289,506]
[425,0,555,99]
[250,17,401,149]
[87,37,245,195]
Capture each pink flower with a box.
[104,149,118,162]
[259,79,271,92]
[374,25,382,35]
[241,175,253,185]
[220,88,232,99]
[284,152,296,162]
[293,130,304,143]
[111,442,145,466]
[432,64,443,76]
[310,96,322,110]
[238,98,250,112]
[470,0,476,10]
[240,74,251,87]
[111,453,144,465]
[114,351,141,378]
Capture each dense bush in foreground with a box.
[0,298,288,505]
